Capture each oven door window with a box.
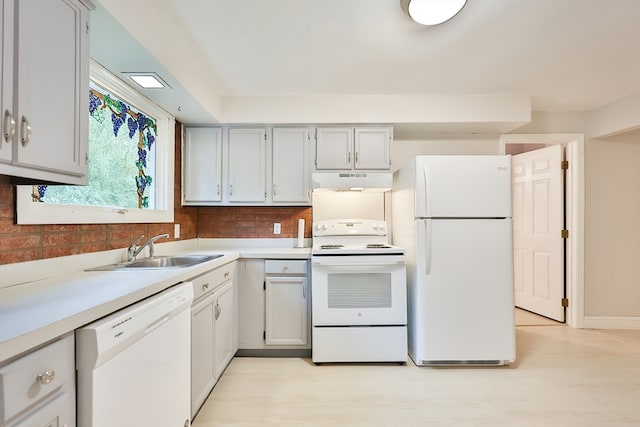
[328,273,392,308]
[312,261,406,326]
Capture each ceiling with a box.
[94,0,640,129]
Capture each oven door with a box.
[311,255,407,326]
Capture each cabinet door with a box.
[272,127,310,203]
[354,127,392,170]
[9,390,74,427]
[0,0,13,164]
[213,281,234,379]
[315,127,353,170]
[183,127,223,204]
[13,0,89,179]
[228,127,266,202]
[265,276,308,345]
[191,294,216,417]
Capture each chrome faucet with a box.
[127,233,169,261]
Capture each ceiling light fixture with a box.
[124,72,169,89]
[400,0,467,26]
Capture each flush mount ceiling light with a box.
[400,0,467,26]
[123,72,169,89]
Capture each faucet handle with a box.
[128,235,145,260]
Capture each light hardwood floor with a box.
[193,324,640,427]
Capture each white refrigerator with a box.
[392,155,515,366]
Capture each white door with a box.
[228,127,266,202]
[512,145,565,321]
[272,127,310,203]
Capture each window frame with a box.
[16,60,175,225]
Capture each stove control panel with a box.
[313,219,388,237]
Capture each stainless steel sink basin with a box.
[86,254,223,271]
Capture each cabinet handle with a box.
[273,184,277,196]
[3,110,15,143]
[229,184,233,196]
[302,284,307,299]
[355,151,359,164]
[36,369,56,385]
[215,302,221,320]
[224,272,230,278]
[202,283,209,292]
[20,116,32,147]
[216,184,220,196]
[347,151,351,164]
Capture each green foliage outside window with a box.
[33,83,156,209]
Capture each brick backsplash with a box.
[0,122,313,265]
[197,206,312,238]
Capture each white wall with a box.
[585,131,640,317]
[392,135,500,171]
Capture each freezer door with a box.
[412,218,515,364]
[415,155,511,218]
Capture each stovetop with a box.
[312,219,404,256]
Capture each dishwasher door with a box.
[76,282,193,427]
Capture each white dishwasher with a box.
[76,282,193,427]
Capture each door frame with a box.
[499,134,585,328]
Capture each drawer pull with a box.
[202,283,210,291]
[36,369,56,385]
[224,272,230,278]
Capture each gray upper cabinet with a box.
[182,127,223,204]
[0,0,92,184]
[227,127,267,203]
[272,127,310,204]
[182,126,312,206]
[315,126,392,171]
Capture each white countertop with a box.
[0,239,311,364]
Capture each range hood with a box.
[312,172,393,192]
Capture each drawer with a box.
[265,260,308,275]
[0,334,74,423]
[192,262,235,301]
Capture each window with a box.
[17,60,175,224]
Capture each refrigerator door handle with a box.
[420,219,432,275]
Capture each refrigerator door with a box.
[412,218,515,364]
[415,156,511,218]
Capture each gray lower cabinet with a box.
[238,259,310,352]
[0,334,75,427]
[190,262,236,418]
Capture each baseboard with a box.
[582,316,640,329]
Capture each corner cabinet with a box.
[0,0,92,184]
[315,126,392,171]
[182,126,311,206]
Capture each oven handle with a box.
[312,261,405,268]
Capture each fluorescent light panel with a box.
[125,72,168,89]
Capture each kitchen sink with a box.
[86,254,223,271]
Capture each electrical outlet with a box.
[174,223,180,239]
[273,223,281,234]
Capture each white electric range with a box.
[311,219,408,363]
